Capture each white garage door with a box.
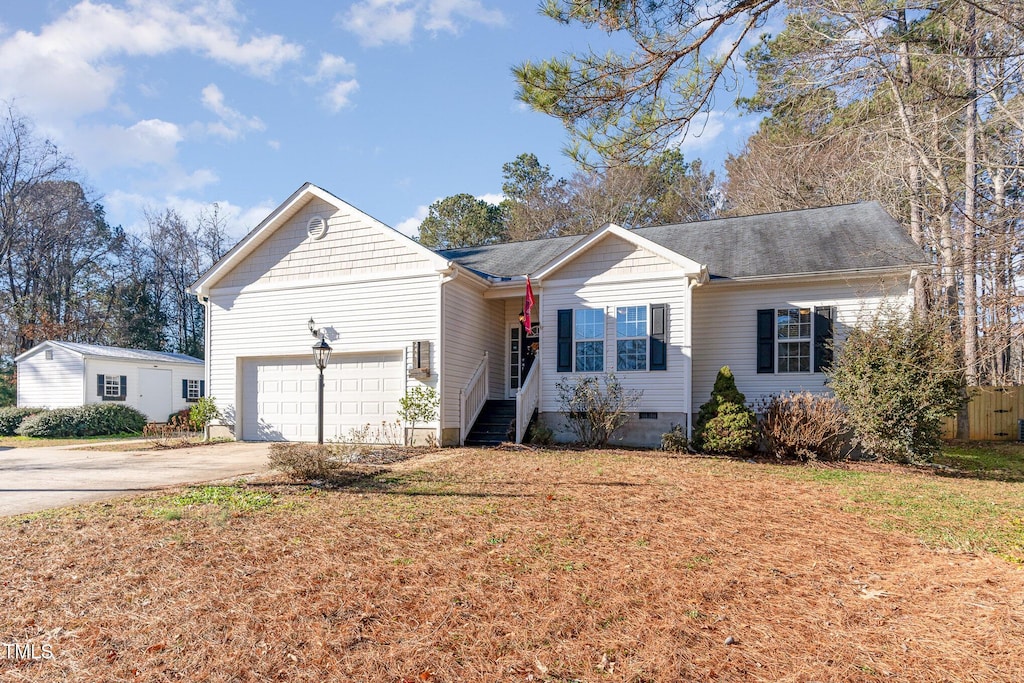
[241,352,404,441]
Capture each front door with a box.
[508,324,540,399]
[507,325,521,399]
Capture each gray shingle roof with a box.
[438,202,928,280]
[48,341,204,365]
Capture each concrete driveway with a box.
[0,441,273,516]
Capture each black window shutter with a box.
[182,379,188,399]
[556,309,572,372]
[814,306,835,373]
[119,375,127,399]
[97,374,104,397]
[200,380,205,397]
[757,309,775,374]
[650,304,667,371]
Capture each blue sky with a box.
[0,1,766,243]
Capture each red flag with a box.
[524,276,535,333]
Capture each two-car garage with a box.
[240,352,405,441]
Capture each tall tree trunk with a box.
[962,5,979,386]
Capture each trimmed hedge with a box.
[15,403,147,438]
[0,407,43,436]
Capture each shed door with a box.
[241,353,404,442]
[138,368,172,422]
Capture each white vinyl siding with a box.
[15,345,84,408]
[207,272,440,439]
[85,359,205,419]
[217,198,435,290]
[691,275,912,409]
[439,274,504,433]
[548,234,678,280]
[540,276,692,414]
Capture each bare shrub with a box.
[556,373,642,447]
[267,443,350,481]
[758,392,847,462]
[661,424,688,453]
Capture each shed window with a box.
[97,374,127,401]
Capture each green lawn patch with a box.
[0,432,144,448]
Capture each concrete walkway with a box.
[0,441,273,516]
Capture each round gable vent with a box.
[307,215,328,240]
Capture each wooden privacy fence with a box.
[942,386,1024,441]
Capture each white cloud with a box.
[673,111,728,154]
[423,0,505,33]
[103,188,273,242]
[341,0,505,47]
[394,203,430,237]
[307,54,360,112]
[0,0,302,124]
[201,83,265,139]
[477,192,504,205]
[71,118,185,171]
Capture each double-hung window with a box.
[97,374,127,401]
[104,375,122,398]
[616,306,647,371]
[574,309,604,372]
[776,307,811,373]
[557,304,668,373]
[757,306,834,374]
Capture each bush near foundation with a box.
[759,392,847,462]
[0,406,42,436]
[692,366,756,454]
[15,404,147,438]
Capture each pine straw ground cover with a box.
[1,449,1022,682]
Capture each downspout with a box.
[438,266,457,445]
[685,276,703,441]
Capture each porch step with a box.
[464,400,516,446]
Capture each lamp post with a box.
[312,335,333,444]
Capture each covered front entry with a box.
[240,352,404,441]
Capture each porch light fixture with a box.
[312,334,333,444]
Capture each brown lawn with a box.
[1,448,1022,682]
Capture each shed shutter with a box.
[200,380,205,397]
[557,309,572,372]
[119,375,127,399]
[757,309,775,374]
[97,374,104,397]
[182,380,188,399]
[814,306,835,373]
[650,304,667,371]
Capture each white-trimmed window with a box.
[104,375,122,397]
[616,306,648,371]
[186,379,201,402]
[776,307,811,373]
[574,309,604,372]
[97,374,126,401]
[757,306,834,374]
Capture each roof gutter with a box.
[704,264,931,286]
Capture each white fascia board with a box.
[531,223,707,281]
[190,182,452,297]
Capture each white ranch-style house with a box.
[189,183,927,447]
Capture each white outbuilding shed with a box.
[15,341,206,423]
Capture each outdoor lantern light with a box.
[312,336,332,371]
[312,335,333,444]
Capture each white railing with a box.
[515,361,539,444]
[460,352,489,445]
